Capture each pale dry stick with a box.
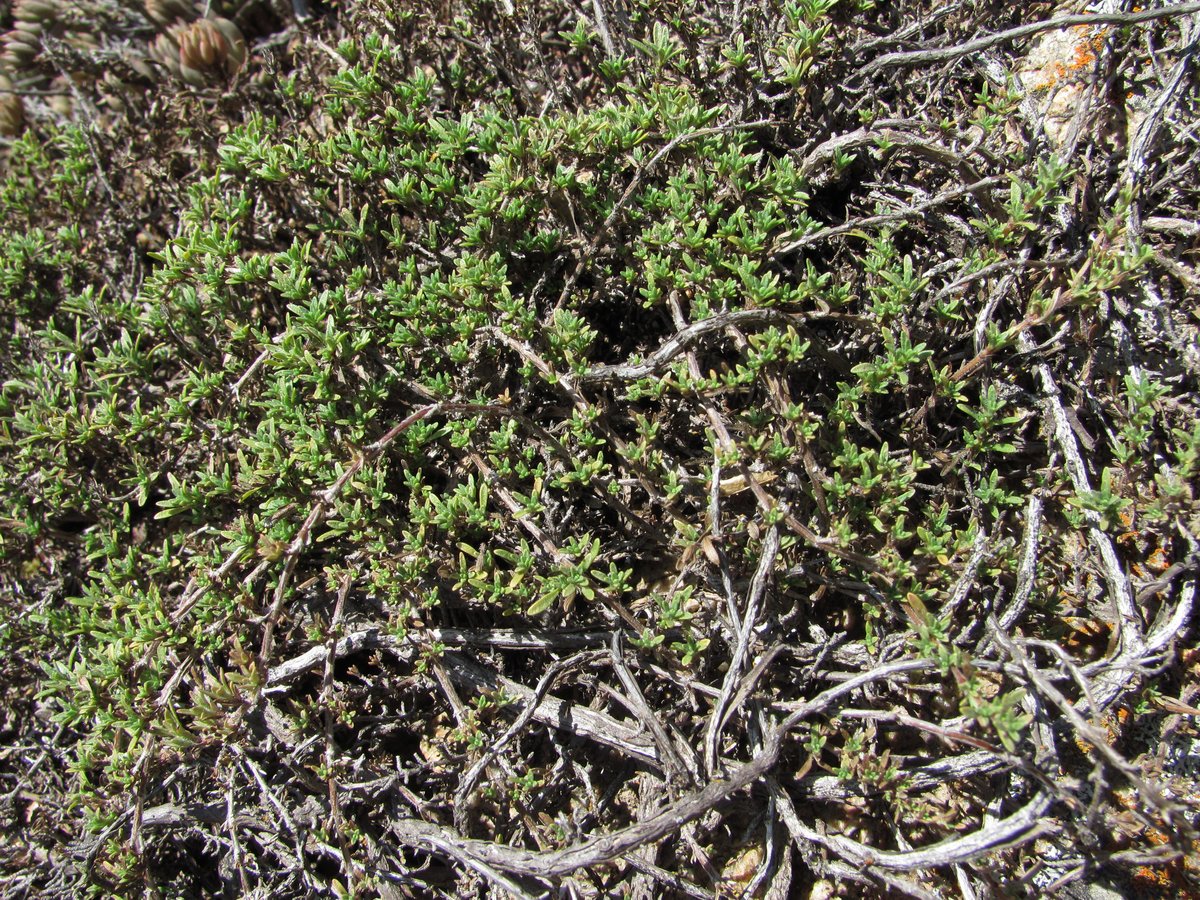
[264,629,1001,806]
[955,865,980,900]
[170,542,259,626]
[973,254,1029,356]
[941,525,989,623]
[572,308,832,387]
[1118,10,1200,234]
[764,842,794,900]
[708,451,740,634]
[453,652,590,832]
[975,42,1058,166]
[655,658,1011,794]
[981,492,1044,652]
[1017,657,1065,777]
[265,628,407,688]
[127,735,158,861]
[798,748,1005,802]
[839,704,1074,807]
[859,2,1200,75]
[483,327,582,398]
[1142,577,1196,654]
[924,255,1077,319]
[589,0,616,57]
[1020,330,1143,662]
[746,789,780,898]
[1074,577,1194,709]
[389,818,545,900]
[264,626,614,687]
[229,343,274,400]
[703,526,780,775]
[416,627,618,653]
[0,84,75,96]
[550,119,779,314]
[798,126,990,195]
[141,802,227,827]
[321,574,356,891]
[991,621,1191,835]
[851,0,970,53]
[311,36,350,70]
[625,776,666,899]
[733,627,792,892]
[837,708,1003,755]
[231,748,295,830]
[384,659,934,880]
[773,175,1007,257]
[621,853,715,900]
[430,657,471,733]
[231,744,312,885]
[1145,215,1200,237]
[827,859,944,900]
[609,632,697,788]
[769,784,942,900]
[1021,637,1101,722]
[804,786,1053,872]
[434,648,661,767]
[722,644,785,739]
[224,776,252,897]
[663,290,745,646]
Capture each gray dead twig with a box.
[703,526,780,775]
[454,651,594,831]
[385,659,934,880]
[1021,331,1145,673]
[992,622,1194,841]
[860,2,1200,75]
[608,632,697,789]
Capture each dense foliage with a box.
[1,0,1198,896]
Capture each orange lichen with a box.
[1031,26,1110,91]
[1146,547,1170,574]
[1131,856,1200,899]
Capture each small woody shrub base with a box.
[1,1,1199,896]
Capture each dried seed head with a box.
[171,17,245,85]
[208,17,246,72]
[179,20,225,69]
[3,27,42,69]
[177,19,226,85]
[0,71,25,136]
[67,31,99,51]
[143,0,196,28]
[147,29,183,78]
[13,0,59,26]
[119,48,156,82]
